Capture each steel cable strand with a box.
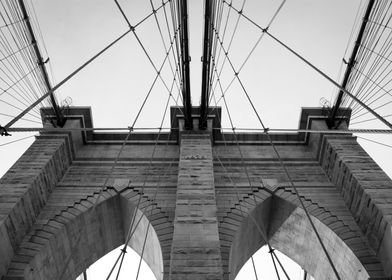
[211,93,264,279]
[0,29,46,113]
[206,0,286,119]
[357,134,392,148]
[113,0,185,110]
[209,0,246,107]
[106,49,185,279]
[260,27,392,130]
[349,39,392,119]
[350,22,392,116]
[110,79,181,280]
[59,21,182,279]
[0,33,45,115]
[221,0,392,131]
[60,50,183,280]
[3,0,50,108]
[210,17,343,278]
[4,0,173,129]
[342,0,387,108]
[0,133,34,145]
[349,14,392,115]
[149,0,182,94]
[111,90,183,280]
[269,247,281,280]
[344,0,391,112]
[271,250,292,280]
[349,65,392,120]
[4,28,132,129]
[211,62,292,279]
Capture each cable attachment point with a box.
[261,27,269,33]
[238,9,243,15]
[0,125,11,136]
[128,126,134,132]
[38,57,50,66]
[129,25,135,32]
[121,248,127,254]
[268,247,275,254]
[263,127,269,134]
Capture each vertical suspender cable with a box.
[17,0,64,126]
[328,0,376,128]
[200,0,213,129]
[179,0,193,129]
[4,29,132,129]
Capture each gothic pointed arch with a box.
[219,190,386,280]
[3,186,171,280]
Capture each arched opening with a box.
[235,245,314,280]
[76,245,157,280]
[229,196,369,280]
[6,191,165,280]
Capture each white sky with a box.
[1,0,392,279]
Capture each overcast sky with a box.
[1,0,392,279]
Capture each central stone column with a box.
[170,133,223,279]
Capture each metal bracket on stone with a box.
[184,154,206,160]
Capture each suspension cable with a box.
[4,28,132,129]
[210,59,293,278]
[212,12,342,279]
[222,1,392,131]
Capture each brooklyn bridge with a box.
[0,0,392,279]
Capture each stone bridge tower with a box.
[0,106,391,280]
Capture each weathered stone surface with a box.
[170,133,223,279]
[0,107,391,280]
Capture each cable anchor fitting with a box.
[128,126,134,132]
[263,127,269,134]
[0,125,11,136]
[38,57,50,66]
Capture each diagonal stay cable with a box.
[269,247,281,280]
[213,32,342,280]
[218,81,294,280]
[59,76,170,278]
[0,133,35,146]
[250,256,259,280]
[108,76,182,280]
[208,0,286,115]
[222,0,392,130]
[209,0,246,106]
[211,62,292,279]
[5,28,132,129]
[357,135,392,148]
[148,0,182,93]
[113,0,184,111]
[271,249,291,280]
[265,30,392,130]
[59,22,183,280]
[105,45,184,279]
